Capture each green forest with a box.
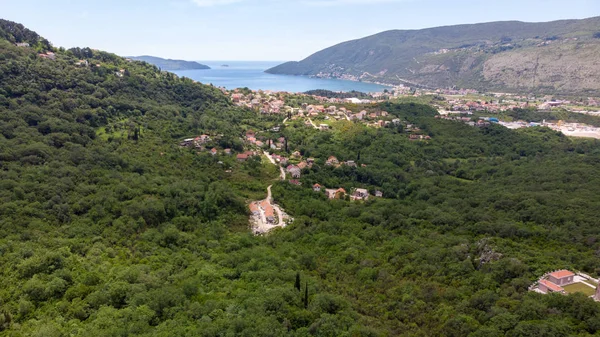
[2,19,600,336]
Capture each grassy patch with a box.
[563,282,596,296]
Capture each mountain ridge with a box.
[128,55,211,70]
[266,16,600,95]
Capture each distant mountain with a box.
[128,55,210,70]
[267,17,600,95]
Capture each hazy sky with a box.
[1,0,598,61]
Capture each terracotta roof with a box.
[260,200,274,217]
[550,270,575,279]
[540,279,564,292]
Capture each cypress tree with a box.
[303,281,309,309]
[295,272,301,292]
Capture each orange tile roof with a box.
[540,279,564,292]
[550,270,574,279]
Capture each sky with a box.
[1,0,598,61]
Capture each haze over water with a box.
[172,61,390,93]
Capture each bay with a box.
[172,61,390,93]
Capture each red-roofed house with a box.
[548,270,575,286]
[260,200,275,224]
[313,184,322,192]
[539,279,565,294]
[249,203,260,215]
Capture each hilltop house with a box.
[548,270,575,286]
[313,184,322,192]
[538,279,565,294]
[326,156,339,166]
[326,188,346,199]
[344,161,357,168]
[352,188,369,201]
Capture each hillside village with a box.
[179,86,600,235]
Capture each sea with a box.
[171,61,390,93]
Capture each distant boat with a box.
[221,64,230,67]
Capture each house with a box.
[538,279,564,294]
[297,162,308,170]
[292,151,302,158]
[289,180,302,186]
[224,149,232,155]
[286,165,301,178]
[326,188,346,199]
[352,188,369,201]
[15,42,30,47]
[548,270,575,286]
[344,161,357,168]
[237,153,249,162]
[246,130,256,139]
[75,60,89,66]
[375,190,383,198]
[38,52,56,60]
[326,156,339,166]
[210,148,218,156]
[249,203,260,216]
[260,200,275,224]
[313,184,322,192]
[320,124,329,131]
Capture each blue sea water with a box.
[172,61,389,93]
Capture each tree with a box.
[303,282,309,309]
[295,272,301,292]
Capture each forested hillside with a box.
[2,18,600,336]
[267,16,600,95]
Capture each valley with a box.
[3,17,600,337]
